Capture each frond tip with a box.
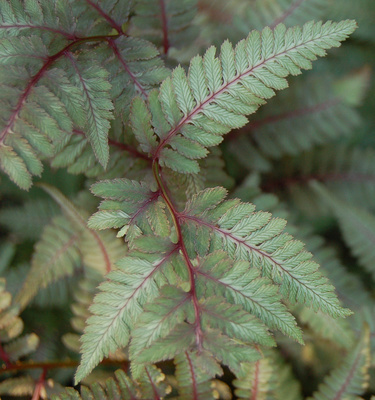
[144,20,358,172]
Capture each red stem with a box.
[247,99,339,131]
[270,0,306,29]
[85,0,124,34]
[251,360,260,400]
[72,129,151,162]
[152,32,335,162]
[185,351,199,400]
[0,25,77,39]
[107,38,148,98]
[0,340,11,368]
[152,161,203,349]
[31,368,47,400]
[261,172,375,193]
[333,348,363,400]
[159,0,170,54]
[0,34,120,145]
[145,367,161,400]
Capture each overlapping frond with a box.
[234,349,303,400]
[0,278,40,397]
[0,0,169,188]
[238,0,331,33]
[0,0,76,39]
[0,197,58,240]
[299,229,373,309]
[74,247,179,382]
[71,0,133,36]
[51,37,168,178]
[132,0,198,53]
[263,145,375,215]
[308,326,371,400]
[229,72,364,170]
[15,185,124,309]
[174,351,222,400]
[62,277,99,354]
[182,187,350,318]
[88,178,170,245]
[53,367,170,400]
[135,20,357,174]
[104,37,170,118]
[312,182,375,280]
[14,215,80,309]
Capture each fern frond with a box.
[51,36,168,177]
[14,215,80,309]
[0,376,35,397]
[53,367,170,400]
[174,351,222,400]
[298,230,373,310]
[89,178,170,244]
[140,20,357,173]
[230,74,363,168]
[15,185,124,309]
[234,357,278,399]
[329,0,375,42]
[0,1,167,188]
[132,0,198,54]
[195,250,303,343]
[103,37,170,118]
[74,246,179,382]
[312,182,375,280]
[63,55,113,167]
[0,278,42,397]
[263,145,375,215]
[296,306,354,349]
[0,197,59,240]
[0,0,76,39]
[129,285,192,363]
[71,0,132,36]
[79,179,353,380]
[237,0,331,32]
[182,187,351,318]
[0,37,80,188]
[308,325,371,400]
[0,241,15,275]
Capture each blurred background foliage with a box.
[1,0,375,398]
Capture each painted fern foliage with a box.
[1,0,375,398]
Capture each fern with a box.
[1,0,373,398]
[229,72,364,171]
[233,350,303,400]
[312,182,375,280]
[52,367,170,400]
[308,325,371,400]
[0,278,40,397]
[132,0,198,54]
[146,20,358,174]
[235,0,331,32]
[15,184,124,309]
[261,145,375,215]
